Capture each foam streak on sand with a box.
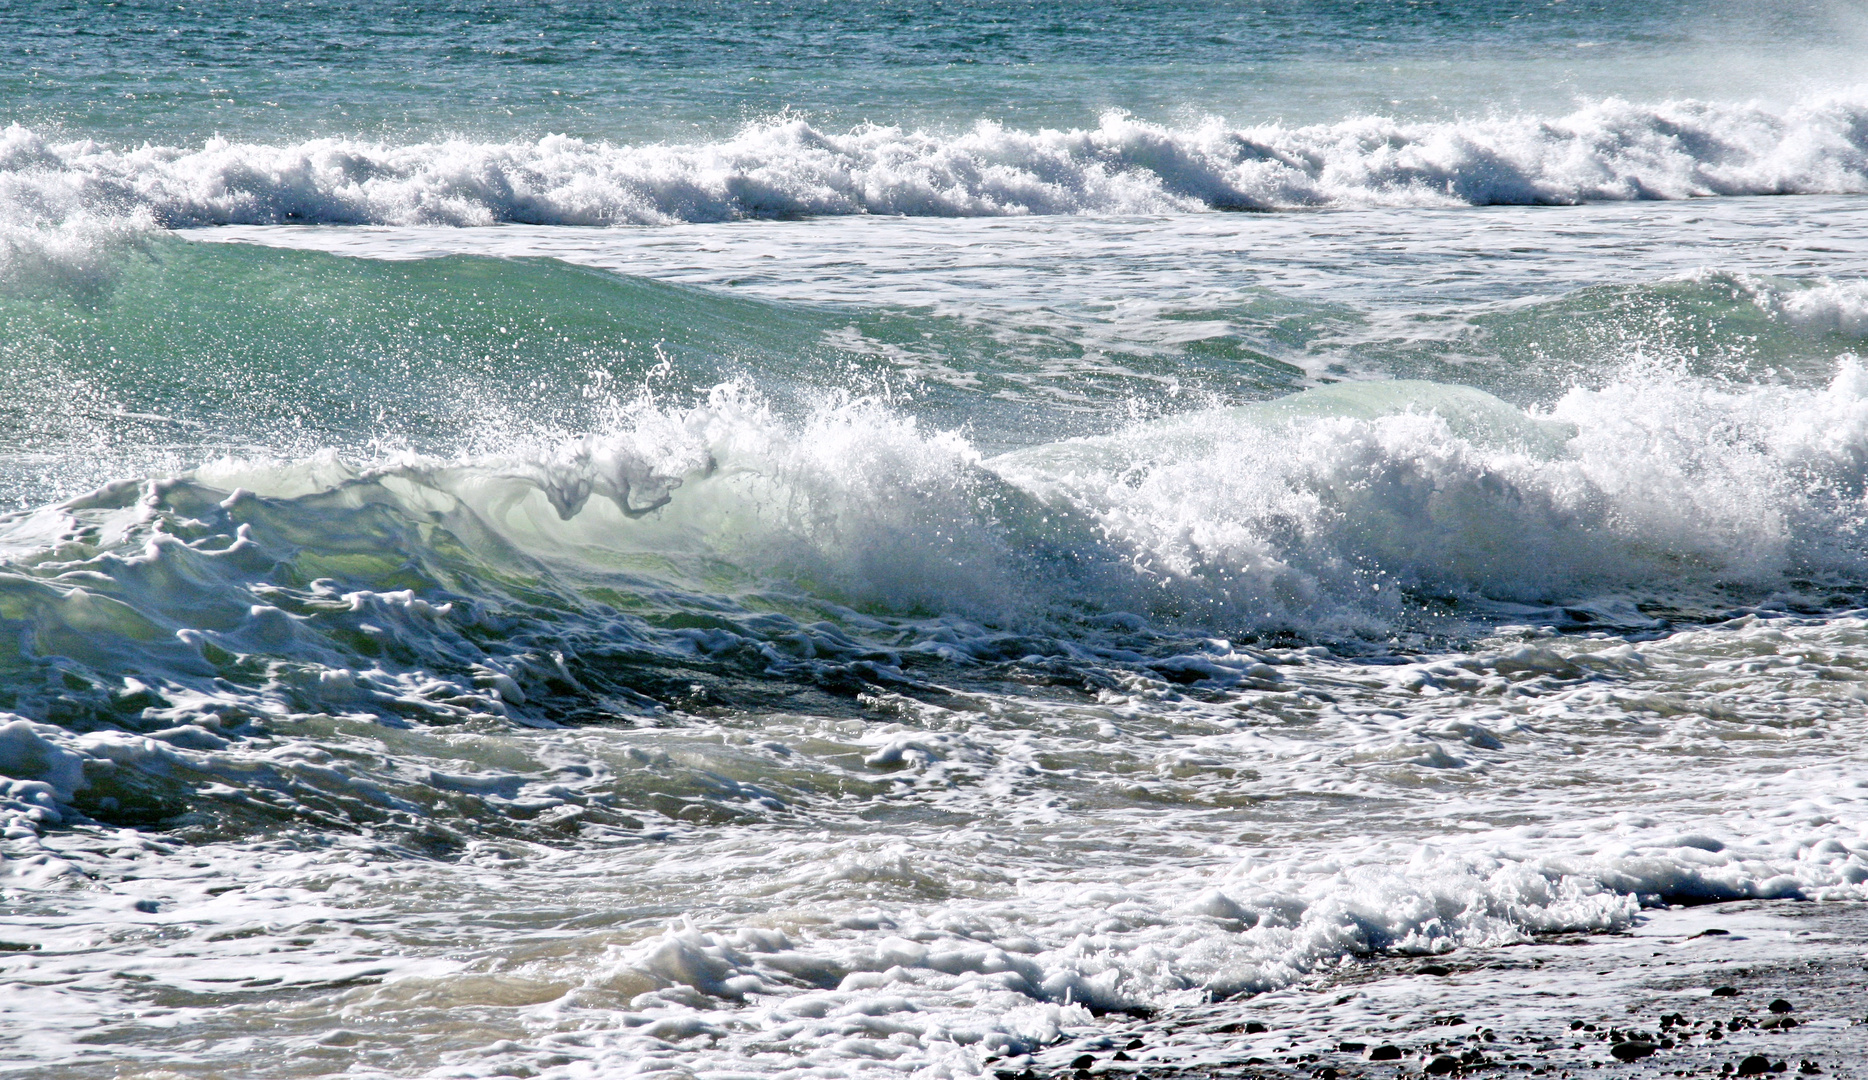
[4,92,1868,230]
[1,609,1866,1077]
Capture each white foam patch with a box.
[2,91,1866,239]
[1737,273,1868,336]
[0,718,87,836]
[24,360,1868,657]
[988,364,1868,630]
[4,612,1866,1077]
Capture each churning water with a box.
[4,2,1868,1077]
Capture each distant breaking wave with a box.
[4,93,1868,231]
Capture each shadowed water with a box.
[3,3,1868,1078]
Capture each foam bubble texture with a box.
[1738,273,1868,336]
[4,92,1867,231]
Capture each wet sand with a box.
[1016,901,1868,1080]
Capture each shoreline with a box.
[1019,901,1868,1080]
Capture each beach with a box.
[3,3,1868,1077]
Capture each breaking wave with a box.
[5,370,1868,1075]
[4,92,1868,232]
[4,364,1868,757]
[1736,272,1868,337]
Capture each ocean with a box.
[3,1,1868,1076]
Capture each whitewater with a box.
[5,1,1868,1077]
[5,94,1868,235]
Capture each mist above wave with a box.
[4,362,1868,752]
[4,92,1867,232]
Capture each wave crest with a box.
[4,92,1867,232]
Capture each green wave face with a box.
[1373,273,1868,396]
[1,238,1343,512]
[0,240,838,508]
[4,237,1868,846]
[10,239,1861,519]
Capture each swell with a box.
[0,241,960,511]
[5,92,1867,232]
[0,237,1325,511]
[8,237,1864,524]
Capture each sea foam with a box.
[6,361,1867,758]
[3,92,1867,233]
[1738,273,1868,336]
[6,375,1868,1079]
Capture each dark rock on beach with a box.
[1612,1040,1660,1062]
[1019,900,1868,1080]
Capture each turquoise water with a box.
[9,1,1860,143]
[4,4,1868,1078]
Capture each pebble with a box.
[1611,1042,1659,1062]
[1369,1045,1403,1061]
[1713,986,1741,997]
[1769,999,1794,1014]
